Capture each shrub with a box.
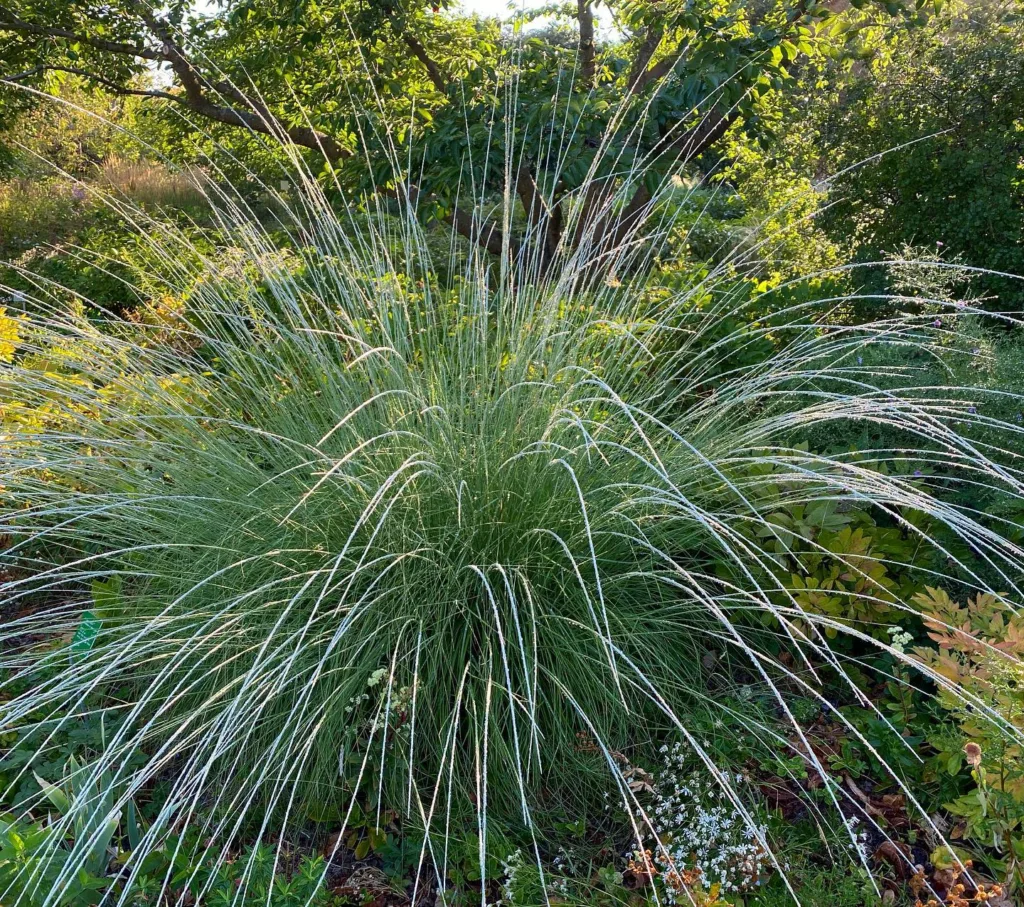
[912,587,1024,889]
[0,169,218,319]
[1,150,1024,907]
[0,75,139,179]
[813,0,1024,314]
[0,178,104,259]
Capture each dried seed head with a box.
[963,741,982,768]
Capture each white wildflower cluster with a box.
[650,741,769,901]
[887,626,914,655]
[843,815,870,863]
[546,846,574,896]
[498,849,524,905]
[343,691,371,716]
[368,682,414,737]
[342,671,415,740]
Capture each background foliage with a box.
[1,3,1024,907]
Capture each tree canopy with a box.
[1,0,925,262]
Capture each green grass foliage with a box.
[1,150,1023,906]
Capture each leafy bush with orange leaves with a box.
[913,587,1024,703]
[913,587,1024,893]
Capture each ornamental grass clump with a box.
[1,119,1024,906]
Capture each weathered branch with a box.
[577,1,597,89]
[0,6,166,60]
[399,184,517,259]
[626,26,664,93]
[585,106,738,260]
[515,165,562,265]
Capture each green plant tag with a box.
[71,610,101,659]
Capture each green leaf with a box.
[126,800,142,853]
[33,772,70,815]
[77,867,113,890]
[90,576,121,619]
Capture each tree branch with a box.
[1,1,514,256]
[516,165,546,232]
[376,6,448,94]
[568,176,612,250]
[577,1,597,89]
[655,105,738,159]
[626,26,663,93]
[627,0,815,97]
[585,106,738,261]
[447,205,515,258]
[399,184,517,259]
[125,3,352,161]
[632,53,678,95]
[516,165,561,265]
[0,5,166,60]
[400,31,448,94]
[1,63,178,101]
[598,0,819,261]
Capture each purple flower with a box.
[936,241,944,247]
[857,355,863,366]
[972,348,981,355]
[933,319,942,328]
[968,406,977,414]
[71,184,86,201]
[913,469,923,477]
